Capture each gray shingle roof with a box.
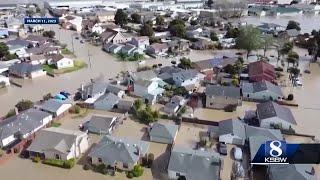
[168,146,221,180]
[0,109,52,143]
[88,135,149,166]
[6,38,30,47]
[39,99,71,113]
[173,69,198,81]
[134,79,153,87]
[245,125,283,140]
[219,119,246,139]
[149,122,178,140]
[249,135,273,161]
[256,102,297,125]
[85,115,116,133]
[133,70,157,81]
[242,80,283,96]
[206,85,241,99]
[269,164,317,180]
[94,93,120,110]
[27,127,86,155]
[106,84,125,95]
[82,80,108,98]
[9,63,42,75]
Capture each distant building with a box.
[9,63,46,79]
[248,60,276,83]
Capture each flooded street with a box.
[244,15,320,33]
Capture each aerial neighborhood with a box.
[0,0,319,180]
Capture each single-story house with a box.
[103,42,123,54]
[149,122,179,144]
[205,85,242,110]
[256,101,297,130]
[218,119,246,145]
[163,95,186,115]
[88,135,150,171]
[146,43,168,57]
[0,109,53,148]
[9,63,46,79]
[168,146,221,180]
[117,99,134,111]
[80,79,108,103]
[29,54,47,65]
[94,93,120,110]
[106,83,126,98]
[83,115,118,135]
[38,99,72,118]
[241,80,284,101]
[131,36,150,50]
[47,54,74,69]
[27,127,89,160]
[133,79,164,104]
[120,44,139,56]
[172,69,204,91]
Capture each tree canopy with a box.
[140,23,154,37]
[156,15,165,26]
[235,26,263,59]
[225,27,240,38]
[131,13,141,24]
[178,57,193,69]
[286,20,301,31]
[287,51,299,67]
[168,19,186,38]
[15,99,34,112]
[114,9,128,26]
[0,42,9,59]
[42,30,55,38]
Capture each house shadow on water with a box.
[151,145,171,180]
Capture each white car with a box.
[295,78,303,86]
[233,147,243,161]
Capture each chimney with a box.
[14,107,19,115]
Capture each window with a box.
[98,158,102,163]
[123,163,129,169]
[55,154,60,159]
[210,103,213,106]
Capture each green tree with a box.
[114,9,128,27]
[156,15,165,26]
[131,13,141,24]
[210,31,219,41]
[262,35,274,57]
[0,42,9,59]
[140,23,154,37]
[190,20,198,26]
[236,26,263,59]
[178,57,193,69]
[287,51,299,67]
[225,27,240,38]
[289,67,300,78]
[5,109,17,118]
[26,9,35,17]
[286,20,301,31]
[134,99,143,111]
[169,19,186,38]
[15,99,34,112]
[42,30,55,38]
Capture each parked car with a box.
[75,37,79,40]
[218,142,227,155]
[80,40,84,43]
[295,78,303,86]
[233,147,243,161]
[60,91,71,98]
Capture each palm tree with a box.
[262,35,274,57]
[287,51,299,67]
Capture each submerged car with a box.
[218,142,228,155]
[233,147,243,161]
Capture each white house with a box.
[60,15,83,32]
[242,80,284,101]
[172,69,204,91]
[256,102,297,130]
[131,36,150,50]
[48,54,74,69]
[27,127,89,160]
[0,75,10,87]
[133,79,164,104]
[92,23,105,34]
[0,109,53,148]
[218,119,246,145]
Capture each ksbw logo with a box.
[265,140,288,164]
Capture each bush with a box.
[15,99,34,112]
[275,67,283,72]
[33,156,41,163]
[132,165,144,177]
[287,94,294,101]
[224,104,237,112]
[96,164,106,174]
[83,164,90,170]
[127,172,134,178]
[43,158,75,169]
[5,109,16,118]
[69,105,81,114]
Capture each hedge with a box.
[43,158,75,169]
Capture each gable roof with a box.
[9,63,42,75]
[205,85,240,99]
[81,79,108,98]
[88,135,149,166]
[133,70,158,81]
[256,102,297,125]
[6,38,30,47]
[242,80,283,96]
[194,57,237,70]
[134,79,153,87]
[168,146,221,180]
[94,93,120,110]
[149,122,179,140]
[269,164,317,180]
[85,115,116,133]
[27,127,85,155]
[39,99,71,113]
[173,69,198,81]
[219,119,246,139]
[248,60,275,78]
[245,125,283,140]
[0,109,52,142]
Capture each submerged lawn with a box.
[42,60,87,74]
